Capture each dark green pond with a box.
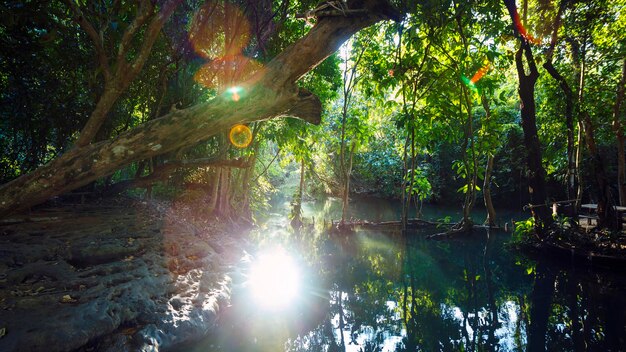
[191,197,626,351]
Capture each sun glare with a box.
[248,247,301,310]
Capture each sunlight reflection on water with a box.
[248,246,301,310]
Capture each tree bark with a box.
[572,39,617,229]
[612,59,626,205]
[582,111,617,229]
[515,41,553,232]
[341,142,356,224]
[544,61,576,200]
[461,85,477,228]
[483,156,496,227]
[481,94,496,227]
[339,44,367,224]
[503,0,552,231]
[291,158,305,229]
[0,0,400,217]
[216,167,231,217]
[543,0,576,201]
[208,168,220,212]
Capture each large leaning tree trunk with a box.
[0,0,401,218]
[504,0,553,233]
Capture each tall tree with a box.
[0,0,401,217]
[503,0,553,232]
[481,93,497,227]
[339,39,367,224]
[542,0,577,201]
[568,0,618,229]
[613,59,626,205]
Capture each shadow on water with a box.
[190,197,626,351]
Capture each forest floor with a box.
[0,197,251,352]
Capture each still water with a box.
[191,197,626,351]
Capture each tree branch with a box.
[116,0,153,69]
[129,0,182,75]
[63,0,111,81]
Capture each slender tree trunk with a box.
[461,87,478,227]
[504,0,552,231]
[481,94,496,226]
[403,127,417,229]
[341,142,356,223]
[515,42,553,232]
[576,122,584,208]
[291,158,305,229]
[339,104,348,224]
[299,158,306,201]
[573,41,616,228]
[239,154,256,219]
[208,168,220,212]
[401,130,410,232]
[215,167,231,218]
[0,1,400,217]
[582,111,617,228]
[543,0,576,201]
[574,42,587,209]
[483,156,496,226]
[612,59,626,205]
[338,45,366,224]
[543,61,576,200]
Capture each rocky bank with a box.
[0,198,250,351]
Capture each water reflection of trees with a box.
[286,228,626,352]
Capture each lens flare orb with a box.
[229,124,252,148]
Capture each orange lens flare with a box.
[512,10,541,44]
[193,55,261,91]
[229,124,252,148]
[470,63,490,84]
[189,2,250,59]
[189,1,261,91]
[462,62,490,89]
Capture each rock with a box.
[0,200,249,352]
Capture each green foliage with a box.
[405,167,432,201]
[512,217,535,244]
[2,0,625,227]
